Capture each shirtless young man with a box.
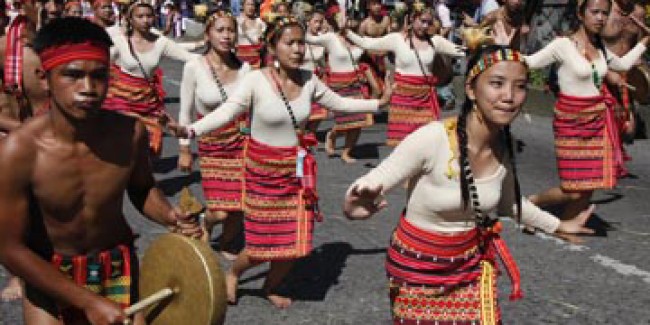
[479,0,528,50]
[359,0,390,78]
[601,0,646,139]
[0,18,201,325]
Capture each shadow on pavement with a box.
[586,214,618,237]
[354,142,381,160]
[286,242,385,301]
[234,242,386,302]
[591,192,624,205]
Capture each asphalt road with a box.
[2,57,650,324]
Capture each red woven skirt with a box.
[387,73,439,147]
[325,70,373,132]
[236,43,263,69]
[198,114,247,212]
[103,65,166,156]
[386,217,522,325]
[554,92,625,191]
[243,138,317,261]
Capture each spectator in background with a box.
[230,0,241,16]
[463,0,499,26]
[81,0,93,18]
[436,0,452,38]
[164,2,183,37]
[435,0,456,111]
[39,0,63,27]
[160,0,172,29]
[63,1,83,17]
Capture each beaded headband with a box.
[127,0,153,17]
[205,9,234,29]
[412,0,428,13]
[467,48,525,82]
[264,14,302,43]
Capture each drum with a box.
[136,234,227,325]
[627,63,650,104]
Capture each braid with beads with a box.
[458,45,525,226]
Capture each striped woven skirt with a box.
[387,73,439,147]
[236,43,263,69]
[198,114,247,212]
[325,71,373,132]
[554,92,625,191]
[387,217,521,325]
[51,244,137,322]
[243,138,316,261]
[103,65,166,156]
[309,102,328,122]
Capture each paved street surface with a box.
[2,57,650,324]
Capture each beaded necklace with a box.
[572,38,602,89]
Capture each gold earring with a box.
[472,103,485,124]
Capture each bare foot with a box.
[225,270,239,305]
[266,293,292,309]
[341,154,357,164]
[1,277,22,302]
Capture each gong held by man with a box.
[0,18,227,325]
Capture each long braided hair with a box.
[458,45,524,225]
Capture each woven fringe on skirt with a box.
[103,65,166,156]
[386,217,512,325]
[243,138,316,261]
[554,92,625,191]
[387,73,440,147]
[325,70,374,132]
[198,113,247,212]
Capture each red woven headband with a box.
[40,42,109,71]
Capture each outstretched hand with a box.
[554,204,596,244]
[343,183,387,220]
[491,20,516,46]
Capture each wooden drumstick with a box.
[125,287,175,316]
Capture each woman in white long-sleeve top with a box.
[301,10,328,133]
[103,1,201,156]
[170,15,391,309]
[343,44,594,325]
[512,0,649,222]
[306,12,382,163]
[177,10,251,260]
[345,1,465,147]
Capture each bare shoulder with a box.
[381,16,390,26]
[0,117,45,176]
